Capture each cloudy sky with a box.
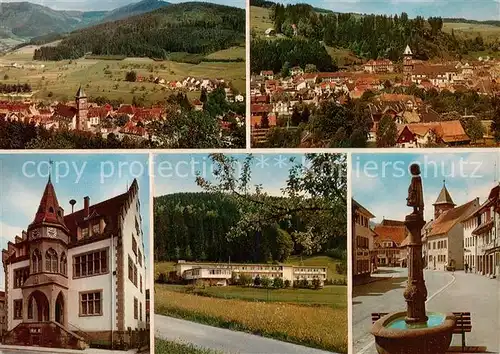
[352,152,500,224]
[273,0,500,21]
[153,153,310,197]
[0,153,151,290]
[2,0,245,11]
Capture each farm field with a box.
[250,6,274,38]
[155,338,220,354]
[0,46,245,105]
[443,22,500,43]
[155,283,348,353]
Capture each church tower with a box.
[403,45,414,83]
[433,181,456,220]
[75,85,88,131]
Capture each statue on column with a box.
[407,164,424,216]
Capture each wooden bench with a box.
[371,312,472,351]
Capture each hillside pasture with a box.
[0,49,245,105]
[443,22,500,44]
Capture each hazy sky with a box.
[153,153,310,197]
[352,152,499,224]
[273,0,500,21]
[0,153,151,290]
[1,0,245,11]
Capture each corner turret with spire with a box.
[433,180,456,219]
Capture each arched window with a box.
[32,249,42,273]
[60,252,67,276]
[46,249,58,273]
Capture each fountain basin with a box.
[371,312,456,354]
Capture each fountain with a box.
[371,164,456,354]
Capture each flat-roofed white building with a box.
[174,261,327,286]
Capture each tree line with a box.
[268,3,498,61]
[34,3,245,61]
[0,83,32,94]
[154,192,346,264]
[251,38,337,74]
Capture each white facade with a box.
[175,262,327,284]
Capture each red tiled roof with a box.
[88,106,109,119]
[428,199,478,237]
[64,180,137,243]
[373,223,407,245]
[117,105,136,116]
[30,178,68,231]
[251,104,272,114]
[53,104,77,119]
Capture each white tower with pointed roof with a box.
[403,45,414,83]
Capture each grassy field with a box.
[0,46,245,105]
[250,6,274,38]
[155,284,348,353]
[155,338,220,354]
[159,283,346,308]
[250,6,361,67]
[443,22,500,44]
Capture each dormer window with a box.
[92,223,100,235]
[82,227,89,239]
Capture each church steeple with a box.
[433,180,456,219]
[29,176,67,231]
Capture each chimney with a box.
[84,196,90,217]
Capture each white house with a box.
[2,178,148,349]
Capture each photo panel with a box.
[351,151,500,354]
[250,1,500,149]
[0,0,246,149]
[0,153,151,352]
[153,152,348,353]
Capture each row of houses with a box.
[353,182,500,285]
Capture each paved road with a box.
[155,314,336,354]
[0,346,138,354]
[353,267,500,353]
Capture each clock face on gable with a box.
[47,228,57,238]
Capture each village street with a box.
[353,267,500,354]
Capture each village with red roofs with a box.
[251,45,500,148]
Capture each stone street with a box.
[353,267,500,353]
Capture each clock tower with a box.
[23,176,70,325]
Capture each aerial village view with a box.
[352,152,500,354]
[250,0,500,148]
[153,153,348,354]
[0,0,246,149]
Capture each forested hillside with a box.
[251,1,499,72]
[154,193,346,263]
[270,3,497,61]
[0,2,107,39]
[34,2,245,61]
[100,0,170,23]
